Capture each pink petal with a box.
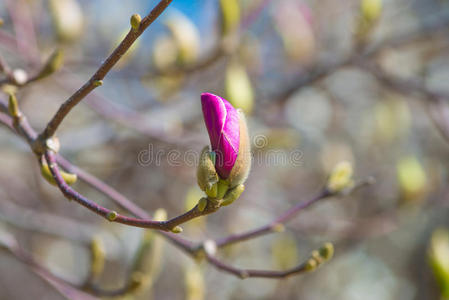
[201,93,240,178]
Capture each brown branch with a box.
[205,252,309,279]
[44,149,222,231]
[0,232,98,300]
[214,190,330,248]
[213,178,373,248]
[38,0,173,143]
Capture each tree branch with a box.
[38,0,173,143]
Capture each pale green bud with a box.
[197,197,208,212]
[36,49,64,80]
[107,211,118,221]
[41,163,77,186]
[326,161,354,193]
[130,14,142,32]
[90,237,105,278]
[219,0,240,35]
[221,184,244,206]
[319,243,334,261]
[7,93,19,118]
[225,61,254,114]
[197,146,219,193]
[304,258,317,272]
[171,226,183,233]
[361,0,382,22]
[216,179,230,200]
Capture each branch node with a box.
[239,270,249,279]
[203,240,217,256]
[46,136,60,153]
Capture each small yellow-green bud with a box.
[130,14,142,32]
[311,250,324,265]
[205,183,218,198]
[41,163,77,186]
[397,156,427,202]
[93,80,103,87]
[216,179,230,200]
[197,146,219,194]
[37,49,64,80]
[225,62,254,114]
[0,18,4,27]
[219,0,240,35]
[429,228,449,294]
[171,226,183,233]
[326,161,354,193]
[197,197,208,212]
[221,184,244,206]
[319,242,334,261]
[361,0,382,22]
[107,211,118,221]
[90,237,105,278]
[7,93,19,118]
[304,258,317,272]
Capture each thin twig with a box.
[215,190,330,248]
[38,0,173,143]
[205,253,309,279]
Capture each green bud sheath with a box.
[205,183,218,198]
[36,49,64,80]
[319,243,334,261]
[216,179,229,200]
[41,163,77,186]
[221,184,244,206]
[197,146,219,192]
[197,197,208,212]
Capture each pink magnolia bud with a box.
[201,93,251,185]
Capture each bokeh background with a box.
[1,0,449,299]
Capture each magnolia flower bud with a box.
[201,93,251,188]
